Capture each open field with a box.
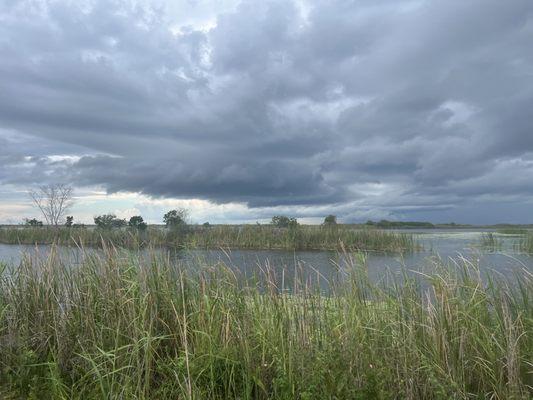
[0,248,532,399]
[0,225,418,253]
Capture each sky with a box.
[1,0,533,225]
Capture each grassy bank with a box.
[0,225,418,252]
[0,249,531,399]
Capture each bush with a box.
[24,218,43,227]
[94,214,127,229]
[323,215,337,226]
[128,216,147,231]
[271,215,298,228]
[163,209,188,228]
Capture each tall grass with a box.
[479,232,503,251]
[0,227,167,248]
[497,228,528,235]
[185,225,418,252]
[0,248,531,399]
[0,225,418,252]
[519,233,533,254]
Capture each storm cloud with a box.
[1,0,533,223]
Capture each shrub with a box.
[271,215,298,228]
[94,214,127,229]
[24,218,43,227]
[323,215,337,226]
[163,209,188,228]
[128,216,147,231]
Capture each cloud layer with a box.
[1,0,533,223]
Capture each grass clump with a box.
[479,232,503,251]
[0,248,531,399]
[518,233,533,254]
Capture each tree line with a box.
[25,212,338,230]
[23,184,339,230]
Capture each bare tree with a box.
[29,184,74,227]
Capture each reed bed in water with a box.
[184,225,418,252]
[0,227,166,248]
[496,228,529,235]
[518,235,533,254]
[0,248,531,399]
[0,225,418,252]
[479,232,503,251]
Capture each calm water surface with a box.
[0,229,531,289]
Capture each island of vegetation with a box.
[0,211,418,253]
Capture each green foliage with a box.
[24,218,43,227]
[0,250,531,398]
[163,209,188,228]
[271,215,298,228]
[186,225,418,252]
[128,215,147,231]
[64,216,74,227]
[366,219,435,229]
[0,225,418,252]
[323,214,337,226]
[94,214,127,230]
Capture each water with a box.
[1,229,531,290]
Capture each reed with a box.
[479,232,503,251]
[184,225,418,252]
[497,228,528,235]
[0,225,418,252]
[0,248,531,399]
[518,233,533,254]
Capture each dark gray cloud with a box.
[1,0,533,223]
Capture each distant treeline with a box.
[365,220,436,229]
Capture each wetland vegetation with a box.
[0,248,531,399]
[0,223,418,253]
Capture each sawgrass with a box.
[0,225,418,252]
[0,247,531,399]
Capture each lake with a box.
[1,229,531,290]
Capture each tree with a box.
[202,222,211,228]
[24,218,43,227]
[163,209,188,228]
[29,184,74,226]
[323,215,337,226]
[271,215,298,228]
[65,216,74,227]
[94,214,127,229]
[128,215,147,231]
